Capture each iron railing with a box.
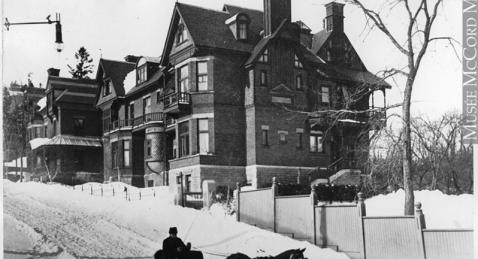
[132,112,164,127]
[163,92,191,108]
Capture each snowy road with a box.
[4,186,159,258]
[3,181,348,259]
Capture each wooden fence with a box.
[235,177,473,259]
[73,183,157,201]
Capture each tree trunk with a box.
[402,79,415,215]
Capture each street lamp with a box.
[4,13,64,52]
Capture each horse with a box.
[226,248,307,259]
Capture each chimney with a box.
[47,68,60,77]
[263,0,291,36]
[324,2,345,33]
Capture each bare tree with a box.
[348,0,454,215]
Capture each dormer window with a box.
[259,49,269,63]
[176,22,188,45]
[294,55,303,68]
[137,57,148,84]
[103,80,111,96]
[238,22,247,40]
[137,65,147,84]
[225,13,250,41]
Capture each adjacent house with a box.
[97,0,389,190]
[28,68,103,184]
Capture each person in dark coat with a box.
[162,227,190,259]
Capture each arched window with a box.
[238,22,247,40]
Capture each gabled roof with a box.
[161,3,265,66]
[96,59,135,97]
[311,30,332,54]
[245,19,325,67]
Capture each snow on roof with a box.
[4,157,27,167]
[29,138,51,150]
[123,70,136,94]
[37,96,47,111]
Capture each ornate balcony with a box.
[163,92,191,116]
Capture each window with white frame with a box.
[198,119,209,154]
[321,86,330,104]
[258,49,269,63]
[310,131,324,153]
[178,65,189,93]
[197,61,208,91]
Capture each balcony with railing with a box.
[103,112,164,133]
[133,112,164,127]
[163,92,191,115]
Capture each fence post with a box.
[153,188,156,197]
[82,185,84,191]
[271,177,278,233]
[101,186,103,196]
[311,185,318,245]
[90,185,93,195]
[139,191,142,200]
[235,182,241,222]
[113,187,115,197]
[415,202,427,259]
[357,192,367,259]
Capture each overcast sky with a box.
[2,0,461,120]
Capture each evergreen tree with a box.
[67,47,94,79]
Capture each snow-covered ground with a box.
[3,180,348,259]
[365,189,474,229]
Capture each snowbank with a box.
[4,181,348,259]
[365,189,473,228]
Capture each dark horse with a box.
[154,249,204,259]
[226,248,307,259]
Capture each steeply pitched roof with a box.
[175,3,264,53]
[97,59,135,97]
[311,29,332,54]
